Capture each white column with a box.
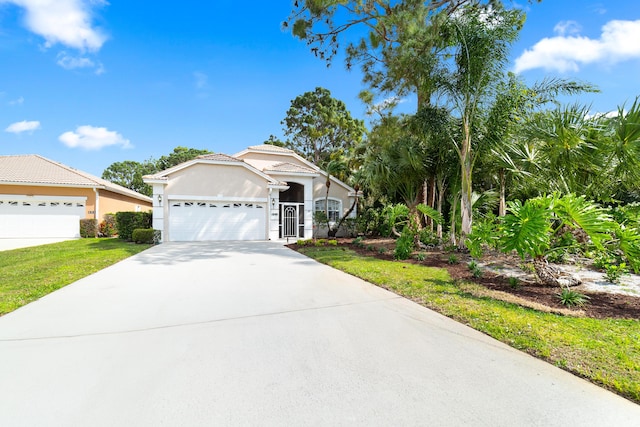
[304,178,314,239]
[268,190,280,240]
[152,184,165,242]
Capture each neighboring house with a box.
[0,154,152,239]
[143,144,357,242]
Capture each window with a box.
[314,199,341,222]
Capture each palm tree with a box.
[501,194,622,286]
[437,5,524,248]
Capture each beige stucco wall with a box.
[99,190,152,218]
[312,178,352,213]
[165,163,269,199]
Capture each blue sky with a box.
[1,1,639,177]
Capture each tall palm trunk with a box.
[436,177,446,241]
[459,116,473,249]
[499,169,506,217]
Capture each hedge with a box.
[80,219,98,238]
[115,211,152,241]
[132,228,155,244]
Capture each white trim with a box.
[266,170,320,178]
[143,178,168,185]
[313,197,343,222]
[167,195,268,203]
[0,194,87,202]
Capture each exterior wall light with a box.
[157,194,162,205]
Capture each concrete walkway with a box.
[0,241,638,426]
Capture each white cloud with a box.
[553,21,581,37]
[56,51,104,73]
[1,0,107,51]
[5,120,41,133]
[59,125,131,150]
[8,96,24,105]
[514,19,640,73]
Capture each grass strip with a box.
[299,246,640,404]
[0,239,151,315]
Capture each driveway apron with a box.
[0,241,638,426]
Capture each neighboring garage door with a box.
[169,201,266,241]
[0,195,86,238]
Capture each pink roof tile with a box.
[0,154,152,202]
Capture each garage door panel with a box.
[169,202,266,241]
[0,197,84,238]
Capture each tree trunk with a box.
[532,256,581,287]
[499,168,506,217]
[436,180,445,241]
[429,178,436,232]
[422,179,430,229]
[459,116,473,250]
[449,196,457,246]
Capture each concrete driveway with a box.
[0,242,638,426]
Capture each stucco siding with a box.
[165,164,269,199]
[312,179,351,213]
[0,184,96,218]
[99,190,152,218]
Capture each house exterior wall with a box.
[312,179,353,215]
[165,164,269,199]
[98,190,151,219]
[0,184,97,218]
[154,163,271,242]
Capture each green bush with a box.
[80,219,98,238]
[115,211,152,241]
[556,287,590,307]
[605,263,627,284]
[394,227,414,260]
[99,213,117,237]
[132,228,155,244]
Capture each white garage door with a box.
[0,196,86,238]
[169,201,266,241]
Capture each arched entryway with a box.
[279,182,305,239]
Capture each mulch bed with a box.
[293,238,640,320]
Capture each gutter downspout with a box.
[93,187,100,220]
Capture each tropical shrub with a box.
[115,211,152,241]
[80,219,98,238]
[132,228,154,244]
[394,227,414,260]
[604,263,627,284]
[99,213,117,237]
[556,288,590,307]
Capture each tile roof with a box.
[246,144,295,154]
[0,154,152,202]
[263,162,318,174]
[197,153,243,162]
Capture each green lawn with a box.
[298,246,640,404]
[0,239,152,315]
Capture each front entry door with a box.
[281,203,298,238]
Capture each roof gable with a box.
[234,145,355,193]
[143,153,280,185]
